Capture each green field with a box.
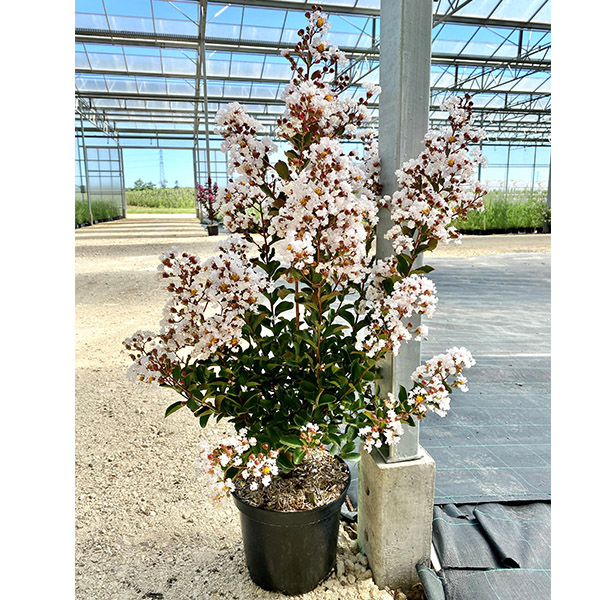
[78,187,550,231]
[126,187,196,209]
[126,205,196,214]
[455,189,550,231]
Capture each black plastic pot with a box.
[206,224,219,236]
[232,460,350,595]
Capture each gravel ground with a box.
[75,214,550,600]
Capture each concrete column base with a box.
[358,444,436,591]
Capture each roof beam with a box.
[218,0,380,17]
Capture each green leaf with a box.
[198,411,212,427]
[293,448,306,464]
[341,451,361,461]
[300,379,318,395]
[165,401,183,418]
[275,301,294,316]
[318,393,337,406]
[411,264,434,275]
[338,309,355,326]
[277,452,295,473]
[259,183,274,198]
[395,253,410,275]
[277,287,294,299]
[274,160,291,180]
[280,434,304,448]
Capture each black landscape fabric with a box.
[419,501,551,600]
[421,254,550,504]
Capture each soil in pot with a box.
[232,450,351,595]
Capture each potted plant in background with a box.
[196,177,220,235]
[124,7,487,596]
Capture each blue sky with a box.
[122,148,194,188]
[121,144,551,190]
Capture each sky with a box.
[120,144,551,190]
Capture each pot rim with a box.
[232,456,351,522]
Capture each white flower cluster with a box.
[270,137,379,282]
[300,422,325,450]
[278,79,369,139]
[215,102,279,234]
[196,430,280,497]
[408,347,476,417]
[305,9,347,64]
[123,329,180,387]
[359,394,405,453]
[123,236,267,385]
[386,95,488,246]
[357,259,438,357]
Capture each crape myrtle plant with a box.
[196,177,220,223]
[124,7,488,499]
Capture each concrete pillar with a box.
[359,1,436,590]
[358,445,436,590]
[375,0,432,459]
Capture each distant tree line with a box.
[129,179,183,191]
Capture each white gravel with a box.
[75,214,549,599]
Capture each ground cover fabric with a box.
[420,254,550,504]
[419,501,551,600]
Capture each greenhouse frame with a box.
[75,0,551,224]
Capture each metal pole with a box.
[531,143,538,201]
[79,114,94,225]
[546,157,551,209]
[118,142,127,218]
[200,0,212,182]
[193,142,200,220]
[505,142,511,196]
[376,0,433,462]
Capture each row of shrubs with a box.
[455,189,550,232]
[75,199,124,226]
[126,187,196,209]
[110,187,552,233]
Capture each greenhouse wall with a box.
[75,127,126,227]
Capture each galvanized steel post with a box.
[375,0,433,462]
[359,1,436,591]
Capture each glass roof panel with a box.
[87,51,127,71]
[103,0,153,18]
[76,49,91,70]
[154,17,198,36]
[242,7,287,28]
[106,76,140,93]
[162,55,196,76]
[108,15,155,33]
[229,59,263,79]
[152,0,199,22]
[136,78,167,94]
[166,79,195,95]
[75,0,549,143]
[76,12,109,29]
[241,24,286,43]
[206,21,242,39]
[490,0,547,22]
[76,74,108,92]
[124,51,161,73]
